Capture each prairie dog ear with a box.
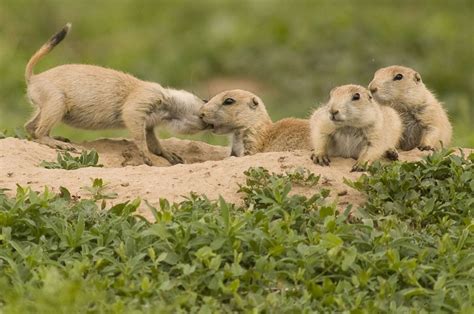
[249,97,259,109]
[414,72,422,83]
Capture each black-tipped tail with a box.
[48,23,71,47]
[25,23,72,83]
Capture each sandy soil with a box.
[0,137,447,221]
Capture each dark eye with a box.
[393,73,403,81]
[223,98,235,105]
[352,93,360,101]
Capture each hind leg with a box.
[30,96,76,151]
[25,109,41,138]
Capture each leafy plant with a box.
[238,166,323,208]
[1,153,473,312]
[347,149,474,227]
[40,150,103,170]
[81,178,118,204]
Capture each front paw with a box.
[385,148,399,161]
[418,145,435,151]
[162,151,184,165]
[311,153,330,166]
[351,162,368,172]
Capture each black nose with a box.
[199,113,205,119]
[370,87,378,93]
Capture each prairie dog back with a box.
[24,23,208,166]
[28,64,142,129]
[369,65,452,151]
[310,84,402,171]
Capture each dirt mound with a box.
[80,137,230,167]
[0,137,444,221]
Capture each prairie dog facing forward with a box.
[199,89,311,156]
[369,65,452,151]
[24,23,208,165]
[310,85,402,171]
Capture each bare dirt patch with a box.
[0,137,443,221]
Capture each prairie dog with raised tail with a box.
[369,65,452,151]
[310,84,402,171]
[24,23,208,165]
[199,89,311,156]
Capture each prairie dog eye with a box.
[223,98,235,105]
[352,93,360,101]
[393,73,404,81]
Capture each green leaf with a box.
[321,233,343,249]
[341,247,357,271]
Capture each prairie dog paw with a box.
[351,162,368,172]
[140,153,154,166]
[36,137,78,152]
[418,145,435,151]
[311,153,330,166]
[162,151,184,165]
[385,148,399,161]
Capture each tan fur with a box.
[310,84,402,171]
[199,89,311,156]
[24,24,208,165]
[369,65,452,151]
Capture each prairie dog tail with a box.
[25,23,71,84]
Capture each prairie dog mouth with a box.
[205,123,215,130]
[330,116,344,123]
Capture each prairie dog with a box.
[310,84,402,171]
[369,65,452,151]
[24,23,208,165]
[199,89,311,156]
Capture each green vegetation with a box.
[40,150,102,170]
[1,151,473,312]
[348,149,474,225]
[0,128,30,140]
[0,0,472,147]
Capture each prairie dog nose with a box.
[329,109,339,116]
[199,112,205,119]
[368,82,378,93]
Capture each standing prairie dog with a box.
[199,89,311,156]
[310,84,402,172]
[24,23,208,165]
[369,65,452,151]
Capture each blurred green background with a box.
[0,0,473,147]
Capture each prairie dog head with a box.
[199,89,271,134]
[369,65,428,106]
[326,84,379,128]
[163,88,208,134]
